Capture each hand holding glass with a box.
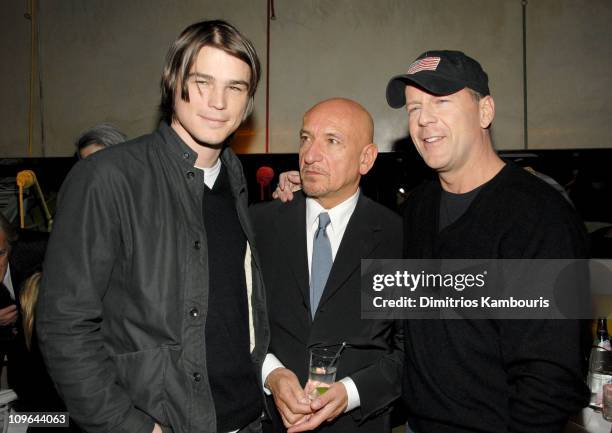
[307,348,339,399]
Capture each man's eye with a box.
[328,138,339,145]
[195,80,208,86]
[408,107,420,115]
[229,86,244,92]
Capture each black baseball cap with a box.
[386,50,490,108]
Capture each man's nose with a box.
[302,139,323,164]
[418,105,437,126]
[208,84,227,110]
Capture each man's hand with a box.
[0,304,17,326]
[266,367,312,427]
[152,423,162,433]
[272,171,301,202]
[287,382,348,432]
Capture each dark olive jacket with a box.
[37,123,269,433]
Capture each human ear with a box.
[479,95,495,129]
[359,143,378,175]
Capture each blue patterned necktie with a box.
[311,212,332,318]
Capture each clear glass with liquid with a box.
[307,348,339,398]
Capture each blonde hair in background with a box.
[20,271,41,351]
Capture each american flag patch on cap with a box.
[407,57,441,74]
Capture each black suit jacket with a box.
[251,192,403,433]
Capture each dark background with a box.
[1,148,611,257]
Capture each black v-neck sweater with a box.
[203,166,261,431]
[401,162,590,433]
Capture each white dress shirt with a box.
[262,189,361,412]
[2,263,15,300]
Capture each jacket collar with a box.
[158,121,199,166]
[273,193,385,319]
[274,193,311,312]
[157,122,246,197]
[316,194,383,311]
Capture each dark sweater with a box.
[203,166,261,431]
[402,162,590,433]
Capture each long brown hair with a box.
[160,19,261,123]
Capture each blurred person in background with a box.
[74,123,127,159]
[0,212,49,394]
[18,271,81,432]
[0,213,19,384]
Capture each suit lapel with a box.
[274,193,311,312]
[317,195,381,310]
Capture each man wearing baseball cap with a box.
[387,50,589,432]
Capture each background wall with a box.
[1,0,610,157]
[528,0,610,149]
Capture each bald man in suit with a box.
[252,98,403,433]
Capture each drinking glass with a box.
[307,347,339,398]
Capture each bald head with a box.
[305,98,374,145]
[299,97,378,209]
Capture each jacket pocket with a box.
[111,346,172,427]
